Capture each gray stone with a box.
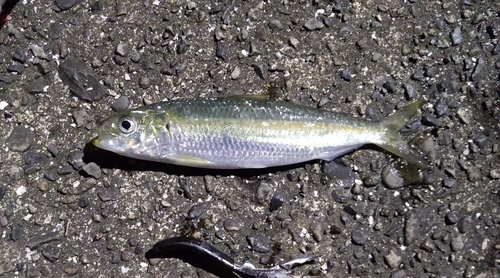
[451,235,464,251]
[111,95,130,112]
[67,150,85,170]
[381,165,404,189]
[58,58,107,102]
[115,43,129,57]
[246,235,272,253]
[42,246,61,262]
[72,109,89,127]
[186,203,207,220]
[6,126,35,152]
[451,26,462,45]
[304,18,324,31]
[256,182,273,204]
[82,162,101,179]
[138,75,151,89]
[269,192,284,212]
[97,187,119,202]
[351,229,368,245]
[27,232,63,250]
[223,219,242,231]
[54,0,84,11]
[384,250,402,268]
[490,169,500,179]
[457,216,473,233]
[268,19,284,31]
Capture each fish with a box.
[93,95,429,169]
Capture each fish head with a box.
[93,106,172,161]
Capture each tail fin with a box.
[375,99,430,169]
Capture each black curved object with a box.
[145,236,242,278]
[146,237,319,278]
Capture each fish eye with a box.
[118,118,136,134]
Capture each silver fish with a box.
[93,95,429,169]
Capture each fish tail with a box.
[375,99,430,169]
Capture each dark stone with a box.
[58,165,74,175]
[471,57,487,82]
[78,198,89,208]
[434,99,448,117]
[246,235,273,253]
[24,151,48,165]
[46,144,59,157]
[256,182,273,204]
[381,165,404,189]
[42,246,61,262]
[49,22,64,39]
[323,161,355,184]
[421,115,443,127]
[67,149,85,170]
[445,212,459,225]
[304,18,324,30]
[82,162,101,179]
[351,229,368,245]
[177,38,189,54]
[340,70,351,81]
[269,192,284,212]
[10,225,23,242]
[54,0,84,11]
[97,187,119,202]
[186,203,207,220]
[110,95,129,112]
[329,224,342,235]
[90,1,104,11]
[58,58,107,102]
[0,186,6,201]
[457,216,473,233]
[110,254,121,264]
[473,135,489,149]
[343,204,357,216]
[43,169,59,181]
[12,48,28,63]
[6,126,36,152]
[216,41,228,61]
[27,232,63,250]
[7,63,24,73]
[252,64,267,79]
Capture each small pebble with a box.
[256,182,273,204]
[82,162,101,179]
[304,18,324,31]
[269,192,284,212]
[384,250,402,268]
[111,96,130,112]
[6,126,36,152]
[457,216,473,233]
[246,235,272,253]
[451,26,462,45]
[351,229,368,245]
[381,165,404,189]
[268,19,284,31]
[186,203,207,220]
[223,219,242,231]
[138,76,151,89]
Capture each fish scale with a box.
[94,96,429,169]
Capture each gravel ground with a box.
[0,0,499,277]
